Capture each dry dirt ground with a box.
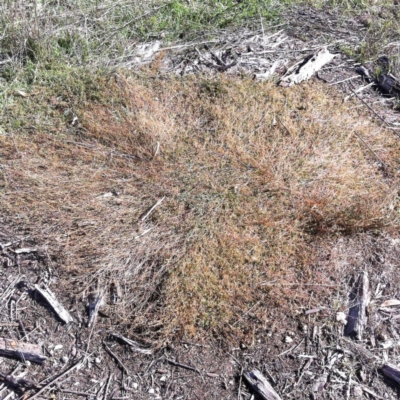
[2,5,400,400]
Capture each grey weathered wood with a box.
[34,285,73,324]
[243,370,281,400]
[345,271,370,339]
[382,364,400,385]
[88,291,104,327]
[0,337,47,364]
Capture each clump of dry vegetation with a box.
[1,69,399,343]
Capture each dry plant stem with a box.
[141,197,165,222]
[166,359,200,374]
[58,389,92,397]
[352,131,386,169]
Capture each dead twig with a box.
[27,358,85,400]
[350,89,400,139]
[103,343,129,375]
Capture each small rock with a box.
[61,355,69,364]
[94,357,101,364]
[132,382,139,390]
[336,312,347,324]
[71,346,77,357]
[149,388,155,394]
[285,336,293,343]
[160,375,167,382]
[54,344,63,351]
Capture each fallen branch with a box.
[0,337,47,364]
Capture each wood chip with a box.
[0,337,47,364]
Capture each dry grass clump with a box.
[1,72,399,343]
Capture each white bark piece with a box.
[34,285,73,324]
[243,370,282,400]
[280,48,336,87]
[345,271,370,340]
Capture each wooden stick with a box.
[0,337,46,364]
[34,285,73,324]
[243,370,282,400]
